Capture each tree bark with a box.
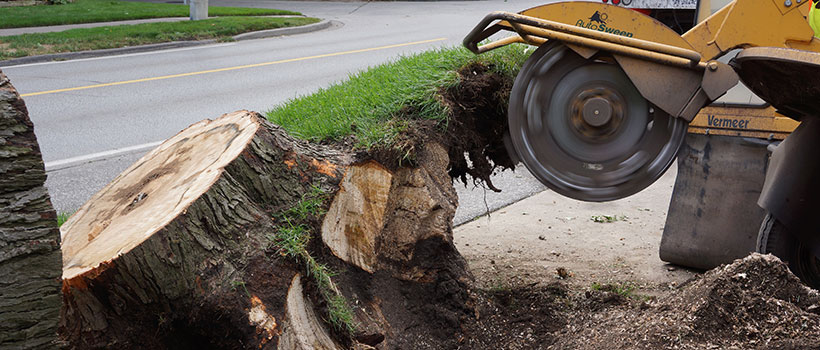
[59,110,471,349]
[0,70,63,349]
[59,110,349,348]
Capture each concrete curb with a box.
[233,19,333,40]
[0,19,336,67]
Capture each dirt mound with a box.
[548,253,820,350]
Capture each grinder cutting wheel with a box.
[508,42,687,201]
[464,0,820,202]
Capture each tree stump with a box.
[59,110,471,349]
[0,70,63,349]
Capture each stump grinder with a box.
[465,0,820,287]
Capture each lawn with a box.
[0,16,319,60]
[0,0,300,29]
[265,44,532,149]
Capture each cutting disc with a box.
[508,43,687,202]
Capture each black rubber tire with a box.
[757,213,820,289]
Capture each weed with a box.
[590,215,627,223]
[282,185,327,221]
[231,280,251,298]
[327,294,356,333]
[590,281,648,300]
[488,278,511,293]
[269,218,309,259]
[57,212,72,227]
[268,186,357,336]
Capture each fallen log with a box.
[0,70,62,349]
[59,110,471,349]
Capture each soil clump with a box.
[361,62,514,192]
[440,63,515,192]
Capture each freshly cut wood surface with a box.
[322,162,392,273]
[61,110,259,280]
[279,274,342,350]
[58,108,473,349]
[58,110,340,348]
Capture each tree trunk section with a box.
[323,142,471,348]
[59,110,352,349]
[0,70,63,349]
[59,110,471,349]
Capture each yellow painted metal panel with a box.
[689,105,799,139]
[687,128,791,139]
[683,0,815,59]
[514,2,694,49]
[681,3,732,59]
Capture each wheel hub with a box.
[581,96,613,127]
[569,88,625,141]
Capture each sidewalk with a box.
[0,15,308,37]
[0,18,335,66]
[0,17,188,36]
[454,163,696,292]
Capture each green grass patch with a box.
[488,276,512,293]
[231,280,251,298]
[0,0,300,29]
[590,281,650,300]
[591,281,636,297]
[265,44,532,149]
[268,187,356,336]
[590,214,627,223]
[0,16,319,60]
[57,212,72,227]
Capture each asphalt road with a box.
[2,0,550,222]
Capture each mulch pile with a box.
[548,253,820,350]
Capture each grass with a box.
[268,187,357,336]
[591,281,636,297]
[0,0,300,29]
[231,280,251,298]
[57,212,72,226]
[591,281,651,300]
[590,214,627,223]
[265,44,532,149]
[283,185,326,221]
[0,16,319,60]
[488,276,512,293]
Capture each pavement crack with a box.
[348,0,372,15]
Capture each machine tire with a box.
[757,213,820,289]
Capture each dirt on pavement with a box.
[451,167,820,349]
[455,163,694,295]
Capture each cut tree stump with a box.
[0,71,63,349]
[59,110,472,349]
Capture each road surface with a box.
[2,0,552,221]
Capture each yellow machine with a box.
[465,0,820,287]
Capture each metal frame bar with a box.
[463,11,705,69]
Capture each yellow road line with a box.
[21,37,448,98]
